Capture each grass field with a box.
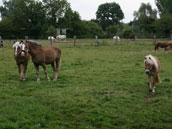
[0,39,172,129]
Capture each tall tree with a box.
[42,0,70,26]
[155,0,172,15]
[96,2,124,30]
[133,3,157,34]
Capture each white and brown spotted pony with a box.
[13,41,30,81]
[144,55,161,93]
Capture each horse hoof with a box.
[22,79,26,81]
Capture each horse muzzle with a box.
[145,69,150,75]
[14,53,18,57]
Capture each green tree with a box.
[42,0,70,26]
[155,0,172,15]
[0,0,46,38]
[46,25,56,36]
[106,25,118,38]
[96,2,124,30]
[154,14,172,36]
[133,3,157,34]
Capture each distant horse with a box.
[48,36,55,41]
[113,36,120,42]
[56,35,66,40]
[13,41,30,81]
[25,40,61,82]
[129,34,135,40]
[48,36,55,46]
[144,55,161,93]
[113,36,120,41]
[155,42,172,51]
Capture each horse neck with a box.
[28,43,41,56]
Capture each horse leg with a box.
[42,64,50,81]
[17,64,22,81]
[23,64,27,81]
[51,63,56,81]
[147,75,152,91]
[34,64,40,82]
[54,57,60,81]
[152,75,157,93]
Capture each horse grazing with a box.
[155,42,172,51]
[56,35,66,40]
[13,41,30,81]
[48,36,55,46]
[144,55,161,93]
[113,36,120,42]
[25,40,61,82]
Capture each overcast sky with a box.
[67,0,157,23]
[0,0,157,23]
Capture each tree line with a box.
[0,0,172,39]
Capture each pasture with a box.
[0,39,172,129]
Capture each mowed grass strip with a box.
[0,39,172,129]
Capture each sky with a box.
[0,0,157,23]
[67,0,157,23]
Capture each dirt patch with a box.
[144,93,155,101]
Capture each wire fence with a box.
[1,34,172,47]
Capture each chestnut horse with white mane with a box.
[144,55,161,93]
[13,41,30,81]
[25,40,61,82]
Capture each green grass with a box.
[0,39,172,129]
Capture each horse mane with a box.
[145,55,158,71]
[26,40,42,47]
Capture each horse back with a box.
[41,47,61,64]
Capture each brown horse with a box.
[25,40,61,82]
[13,41,30,81]
[155,42,172,51]
[144,55,161,93]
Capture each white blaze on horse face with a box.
[21,44,26,56]
[13,42,20,57]
[14,46,18,57]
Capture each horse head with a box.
[20,41,28,57]
[144,55,158,75]
[144,55,154,75]
[13,41,28,57]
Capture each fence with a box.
[1,34,172,47]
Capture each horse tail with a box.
[56,48,61,73]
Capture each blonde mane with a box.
[145,55,158,71]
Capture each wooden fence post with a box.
[153,34,156,45]
[25,36,28,43]
[115,36,118,45]
[95,35,98,46]
[49,37,53,46]
[0,36,2,48]
[74,36,76,46]
[135,36,138,44]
